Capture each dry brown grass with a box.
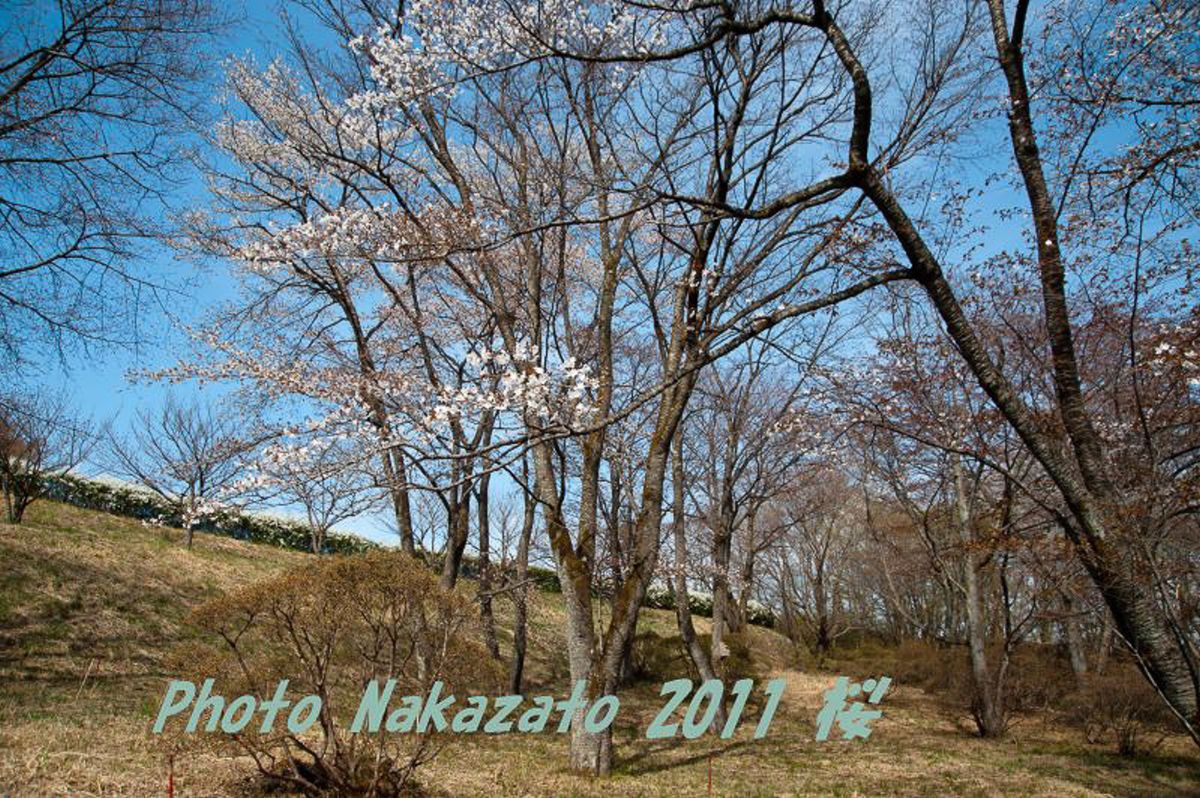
[1,503,1198,796]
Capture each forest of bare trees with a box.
[2,0,1198,786]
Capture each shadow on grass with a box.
[616,737,756,777]
[1026,746,1200,798]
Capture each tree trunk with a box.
[671,435,718,685]
[440,485,471,590]
[813,569,832,655]
[1062,592,1089,683]
[530,439,605,772]
[953,455,1005,737]
[509,465,535,695]
[386,451,416,556]
[730,509,758,633]
[736,547,756,630]
[477,470,500,659]
[838,0,1200,732]
[710,510,734,680]
[580,375,694,775]
[2,473,24,523]
[862,141,1200,744]
[1096,612,1114,675]
[986,0,1199,738]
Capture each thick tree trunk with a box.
[583,372,695,774]
[529,438,606,771]
[861,134,1200,746]
[985,0,1200,738]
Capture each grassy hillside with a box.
[1,503,1198,796]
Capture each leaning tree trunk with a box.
[821,0,1200,739]
[983,0,1200,739]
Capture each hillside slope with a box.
[1,503,1198,796]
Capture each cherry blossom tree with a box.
[103,395,250,548]
[240,435,382,554]
[173,0,1200,769]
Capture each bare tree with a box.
[578,0,1200,743]
[0,0,224,367]
[103,395,248,548]
[775,469,862,656]
[0,391,92,522]
[685,350,814,682]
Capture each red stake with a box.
[167,754,174,798]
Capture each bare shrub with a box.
[1064,669,1178,757]
[167,551,500,796]
[891,641,1074,737]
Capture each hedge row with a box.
[43,474,774,627]
[643,582,776,628]
[43,474,375,555]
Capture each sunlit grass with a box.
[1,502,1197,796]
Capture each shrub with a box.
[165,551,500,796]
[627,630,687,683]
[437,550,561,593]
[888,639,954,691]
[625,629,762,685]
[1063,668,1177,757]
[889,640,1075,737]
